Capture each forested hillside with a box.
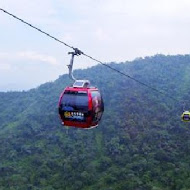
[1,54,190,190]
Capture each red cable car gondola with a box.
[58,80,104,129]
[58,49,104,129]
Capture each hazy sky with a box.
[1,0,190,91]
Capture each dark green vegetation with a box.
[1,54,190,190]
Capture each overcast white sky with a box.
[0,0,190,91]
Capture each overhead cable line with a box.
[0,8,179,103]
[0,8,74,50]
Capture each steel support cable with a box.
[83,53,179,103]
[0,8,75,50]
[0,7,180,103]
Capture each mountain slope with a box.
[0,54,190,190]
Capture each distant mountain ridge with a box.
[1,54,190,190]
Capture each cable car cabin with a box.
[58,81,104,129]
[181,111,190,122]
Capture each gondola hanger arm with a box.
[68,48,83,81]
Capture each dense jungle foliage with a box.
[0,54,190,190]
